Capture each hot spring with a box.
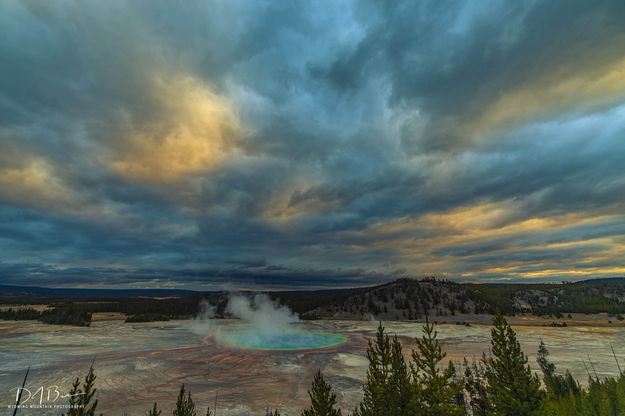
[216,325,346,350]
[190,294,347,350]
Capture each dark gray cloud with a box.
[0,261,398,289]
[1,0,624,288]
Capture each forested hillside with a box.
[296,278,625,320]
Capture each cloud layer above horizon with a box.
[1,0,625,289]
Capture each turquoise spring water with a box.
[217,329,346,350]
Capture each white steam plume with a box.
[187,298,217,336]
[226,293,299,336]
[188,294,300,338]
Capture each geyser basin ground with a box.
[217,328,346,350]
[2,317,625,415]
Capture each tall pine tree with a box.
[486,312,543,415]
[355,323,393,416]
[355,323,414,416]
[411,317,464,416]
[389,333,415,415]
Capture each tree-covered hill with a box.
[296,277,625,320]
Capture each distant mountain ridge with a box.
[0,284,198,299]
[2,277,625,319]
[572,277,625,286]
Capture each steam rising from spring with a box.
[226,294,299,336]
[189,294,345,350]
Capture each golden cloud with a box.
[262,190,337,221]
[336,197,625,279]
[0,157,77,210]
[0,154,126,223]
[456,56,625,140]
[107,74,244,184]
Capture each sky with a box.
[1,0,625,289]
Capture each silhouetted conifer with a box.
[301,370,341,416]
[486,312,543,415]
[63,362,101,416]
[355,322,415,416]
[173,384,196,416]
[148,402,161,416]
[390,334,415,415]
[354,323,392,416]
[463,355,492,415]
[411,317,464,415]
[537,340,580,400]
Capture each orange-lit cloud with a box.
[455,56,625,140]
[335,197,625,280]
[0,154,128,225]
[0,157,77,211]
[107,74,244,184]
[260,181,338,221]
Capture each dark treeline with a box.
[40,307,92,326]
[53,312,625,416]
[55,297,206,318]
[125,313,171,323]
[0,307,41,320]
[0,296,212,325]
[0,306,92,326]
[0,291,347,323]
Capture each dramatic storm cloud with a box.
[1,0,624,288]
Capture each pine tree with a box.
[389,334,415,415]
[410,317,464,416]
[81,365,99,416]
[301,370,341,416]
[537,340,580,399]
[63,362,101,416]
[355,323,393,416]
[537,340,555,380]
[173,384,196,416]
[486,312,543,415]
[65,377,82,416]
[463,355,492,416]
[355,322,415,416]
[148,402,162,416]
